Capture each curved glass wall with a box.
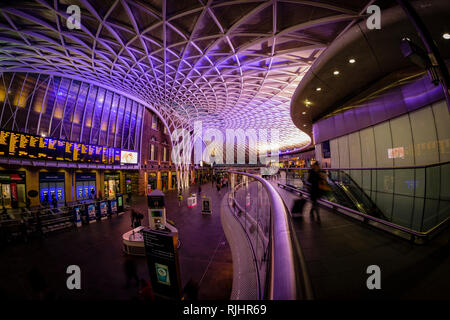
[0,72,146,151]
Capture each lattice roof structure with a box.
[0,0,374,152]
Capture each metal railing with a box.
[228,170,313,300]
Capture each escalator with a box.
[282,169,386,220]
[325,171,386,220]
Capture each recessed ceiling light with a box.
[349,58,356,64]
[333,70,339,75]
[305,100,311,106]
[443,33,450,40]
[316,87,321,91]
[303,124,307,127]
[302,111,306,115]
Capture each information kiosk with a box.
[147,189,166,230]
[121,189,182,299]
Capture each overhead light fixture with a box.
[41,133,46,137]
[303,124,307,127]
[302,111,306,115]
[316,87,321,91]
[305,100,311,106]
[443,33,450,40]
[348,58,356,64]
[333,70,340,75]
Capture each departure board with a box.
[8,132,20,157]
[47,138,57,160]
[0,131,10,156]
[38,137,48,159]
[88,145,95,162]
[56,140,65,161]
[65,142,74,162]
[95,146,102,163]
[80,143,88,162]
[102,147,108,164]
[0,129,128,165]
[28,135,39,158]
[18,134,30,158]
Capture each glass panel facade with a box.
[0,72,146,151]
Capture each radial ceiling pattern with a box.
[0,0,372,151]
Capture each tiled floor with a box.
[0,182,232,300]
[276,184,450,299]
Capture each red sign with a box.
[10,174,23,181]
[10,183,17,201]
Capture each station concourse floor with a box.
[275,182,450,299]
[0,182,232,300]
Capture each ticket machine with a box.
[147,189,166,230]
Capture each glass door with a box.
[1,184,11,208]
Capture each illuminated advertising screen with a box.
[0,129,131,166]
[110,200,117,214]
[120,150,138,164]
[88,204,96,220]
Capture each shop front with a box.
[125,172,139,194]
[148,172,157,191]
[39,172,65,204]
[171,171,177,191]
[75,173,96,200]
[161,172,168,191]
[104,173,120,199]
[0,171,26,208]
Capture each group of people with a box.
[213,176,228,192]
[41,194,59,209]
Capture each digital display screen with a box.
[120,150,138,164]
[0,129,132,165]
[151,210,163,218]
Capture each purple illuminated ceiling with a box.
[0,0,374,151]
